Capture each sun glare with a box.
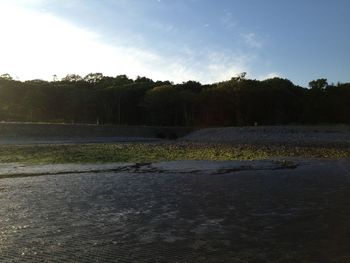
[0,2,247,83]
[0,2,162,81]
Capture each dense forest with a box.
[0,73,349,126]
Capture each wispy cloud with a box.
[0,1,252,84]
[221,10,237,30]
[241,32,263,49]
[150,21,176,33]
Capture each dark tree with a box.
[0,73,348,126]
[309,78,328,90]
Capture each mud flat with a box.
[0,158,349,262]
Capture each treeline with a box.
[0,73,349,126]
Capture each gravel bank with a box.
[183,125,350,145]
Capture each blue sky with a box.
[0,0,349,86]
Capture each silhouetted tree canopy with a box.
[309,78,328,90]
[0,73,349,126]
[0,73,13,81]
[62,74,83,82]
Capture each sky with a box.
[0,0,349,86]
